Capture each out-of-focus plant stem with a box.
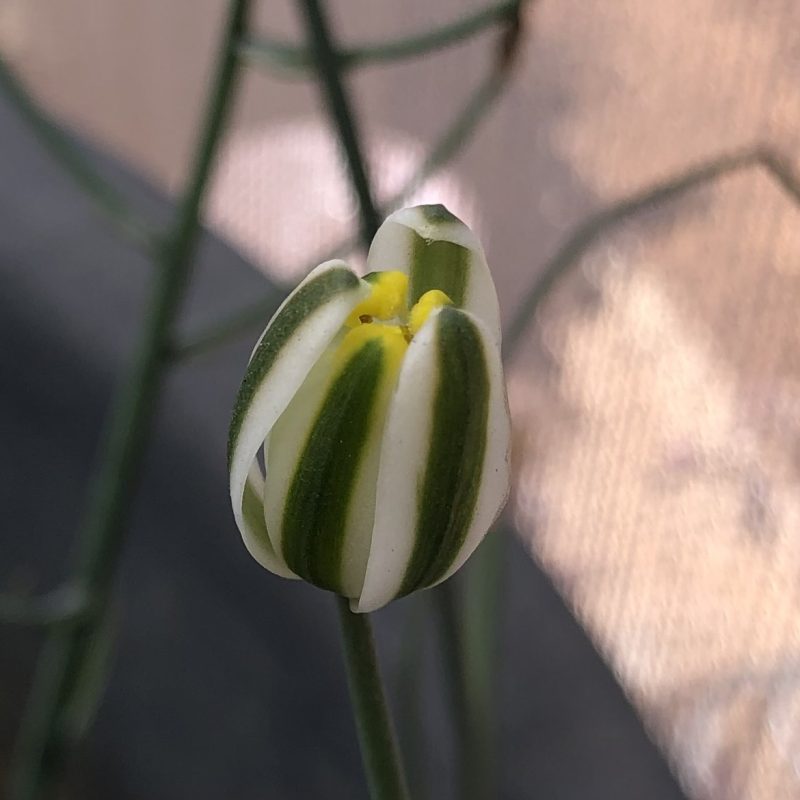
[0,55,158,254]
[297,0,380,248]
[393,597,431,800]
[337,599,410,800]
[0,587,90,627]
[435,573,496,800]
[239,0,520,75]
[7,2,253,798]
[502,146,800,359]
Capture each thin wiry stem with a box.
[393,598,431,800]
[434,577,491,800]
[172,6,525,362]
[501,146,795,359]
[297,0,381,248]
[7,3,253,797]
[239,0,520,75]
[0,587,90,627]
[0,54,159,255]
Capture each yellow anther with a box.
[345,271,409,328]
[408,290,453,335]
[335,323,408,372]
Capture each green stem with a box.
[0,587,89,627]
[433,580,473,799]
[393,598,430,800]
[502,147,765,359]
[297,0,380,249]
[434,558,502,800]
[0,54,158,254]
[239,0,520,75]
[8,3,252,798]
[336,597,410,800]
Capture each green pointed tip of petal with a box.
[418,203,460,224]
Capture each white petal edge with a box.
[240,461,293,576]
[229,260,368,578]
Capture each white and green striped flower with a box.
[228,205,510,612]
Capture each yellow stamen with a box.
[345,271,409,328]
[408,289,453,335]
[335,323,408,372]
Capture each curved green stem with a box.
[0,586,90,627]
[0,54,159,254]
[502,147,767,359]
[337,598,410,800]
[297,0,380,248]
[434,545,503,800]
[240,0,520,75]
[7,3,252,797]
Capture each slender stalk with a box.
[393,597,430,800]
[8,3,252,797]
[336,598,410,800]
[502,147,765,358]
[433,580,473,799]
[0,587,89,627]
[0,54,158,254]
[392,60,511,204]
[461,531,505,798]
[297,0,380,249]
[239,0,520,75]
[434,559,502,800]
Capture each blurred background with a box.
[2,1,800,798]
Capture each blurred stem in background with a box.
[239,0,522,75]
[297,0,381,248]
[7,1,254,797]
[435,540,504,800]
[0,57,158,254]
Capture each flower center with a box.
[344,270,453,340]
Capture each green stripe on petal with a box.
[401,307,488,593]
[228,260,367,580]
[265,325,407,597]
[409,233,468,308]
[365,204,501,342]
[356,307,510,613]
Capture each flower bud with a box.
[228,205,510,612]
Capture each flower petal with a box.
[365,204,501,341]
[264,325,407,597]
[356,306,510,612]
[228,260,368,578]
